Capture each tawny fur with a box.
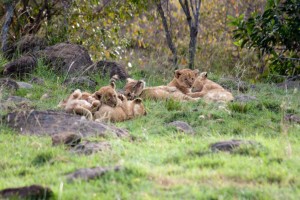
[167,68,199,94]
[124,78,198,102]
[58,89,98,120]
[94,94,146,122]
[190,72,234,102]
[92,82,119,107]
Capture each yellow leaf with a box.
[105,50,110,59]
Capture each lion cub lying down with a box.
[190,72,234,102]
[59,82,146,122]
[94,94,146,122]
[124,78,197,101]
[167,68,199,95]
[58,89,100,120]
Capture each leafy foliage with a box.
[230,0,300,76]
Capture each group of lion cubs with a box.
[58,68,234,122]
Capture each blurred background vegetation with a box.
[0,0,299,81]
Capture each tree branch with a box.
[156,0,177,66]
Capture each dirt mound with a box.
[2,55,37,77]
[0,185,53,200]
[37,43,93,75]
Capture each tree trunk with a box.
[156,0,178,67]
[178,0,201,69]
[188,26,198,69]
[1,2,15,53]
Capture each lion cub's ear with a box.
[200,72,208,78]
[193,69,199,76]
[135,80,146,89]
[175,70,181,78]
[72,89,82,99]
[94,91,102,100]
[110,81,116,89]
[133,98,143,104]
[118,94,126,101]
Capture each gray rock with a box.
[5,110,129,137]
[70,141,111,155]
[210,139,258,152]
[63,76,97,89]
[52,132,82,147]
[66,166,120,182]
[30,77,45,85]
[3,43,93,77]
[2,55,37,77]
[234,94,257,102]
[17,81,33,89]
[168,121,195,134]
[0,185,53,200]
[0,78,19,91]
[7,96,31,103]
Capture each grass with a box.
[0,59,300,199]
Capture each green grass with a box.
[0,60,300,199]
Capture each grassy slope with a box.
[0,59,300,200]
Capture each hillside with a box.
[0,56,300,199]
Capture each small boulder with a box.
[30,77,45,85]
[52,132,82,147]
[7,96,31,103]
[210,139,259,153]
[168,121,195,134]
[3,55,37,77]
[17,81,33,89]
[0,185,53,200]
[66,166,120,182]
[5,110,129,137]
[70,141,111,155]
[0,78,19,91]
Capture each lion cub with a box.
[190,72,234,102]
[94,94,146,122]
[58,89,100,120]
[167,68,199,95]
[92,82,120,107]
[124,78,197,101]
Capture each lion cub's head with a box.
[93,82,119,107]
[174,69,199,88]
[124,78,145,100]
[128,98,147,117]
[191,72,207,92]
[57,89,82,108]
